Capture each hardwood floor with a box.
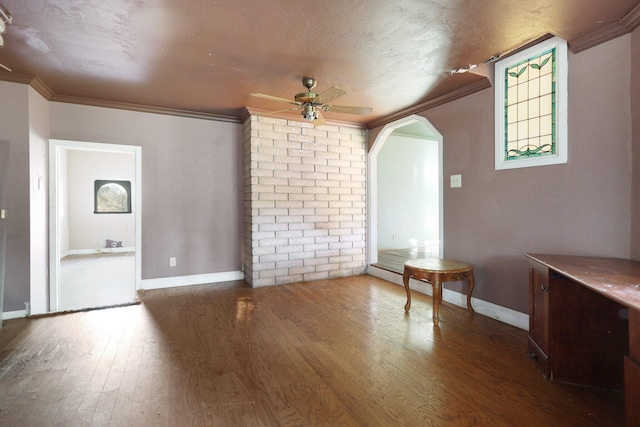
[374,247,440,274]
[0,275,624,426]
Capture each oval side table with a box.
[403,258,475,325]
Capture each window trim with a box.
[494,36,568,170]
[94,179,132,214]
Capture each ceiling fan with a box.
[251,77,372,126]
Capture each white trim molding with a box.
[62,247,136,257]
[494,36,568,170]
[367,115,444,265]
[141,270,245,290]
[367,265,529,330]
[49,139,142,313]
[2,309,28,320]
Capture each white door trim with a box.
[48,139,142,312]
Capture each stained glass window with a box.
[495,37,567,170]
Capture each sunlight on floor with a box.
[59,252,136,311]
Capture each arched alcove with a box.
[367,115,443,266]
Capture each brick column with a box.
[243,115,366,287]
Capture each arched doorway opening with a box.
[367,115,443,271]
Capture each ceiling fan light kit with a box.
[251,77,372,127]
[302,105,319,121]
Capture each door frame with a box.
[49,139,142,312]
[0,141,9,326]
[367,114,443,264]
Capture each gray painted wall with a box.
[49,103,244,281]
[370,34,635,314]
[2,94,244,312]
[2,28,639,315]
[632,26,640,261]
[66,150,136,251]
[0,82,30,312]
[377,134,439,250]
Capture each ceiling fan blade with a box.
[262,107,299,115]
[251,93,300,106]
[313,111,326,127]
[325,105,373,115]
[316,86,347,104]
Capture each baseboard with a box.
[5,267,525,328]
[367,265,529,331]
[1,271,244,320]
[62,247,136,258]
[141,270,245,290]
[2,309,28,320]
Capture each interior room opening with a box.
[368,115,443,272]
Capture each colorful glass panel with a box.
[503,48,556,160]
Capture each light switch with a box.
[450,174,462,188]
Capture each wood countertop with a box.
[525,253,640,311]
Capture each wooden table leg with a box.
[403,268,412,312]
[466,272,475,315]
[432,278,442,325]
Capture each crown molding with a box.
[239,107,252,124]
[30,77,55,99]
[570,3,640,53]
[0,72,55,99]
[0,71,239,123]
[366,3,640,131]
[366,78,491,130]
[3,4,638,129]
[50,94,240,123]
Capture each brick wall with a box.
[243,115,367,287]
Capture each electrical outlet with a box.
[169,257,176,267]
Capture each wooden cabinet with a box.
[527,260,550,377]
[526,255,629,389]
[627,308,640,426]
[526,254,640,426]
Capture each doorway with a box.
[367,115,443,270]
[49,140,142,312]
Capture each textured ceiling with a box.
[0,0,638,127]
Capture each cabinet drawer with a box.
[529,261,549,356]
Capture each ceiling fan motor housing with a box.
[295,91,317,104]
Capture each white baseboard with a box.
[2,309,28,320]
[62,247,136,258]
[367,265,529,331]
[141,270,245,290]
[1,271,243,320]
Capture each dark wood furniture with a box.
[526,254,640,427]
[403,258,475,325]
